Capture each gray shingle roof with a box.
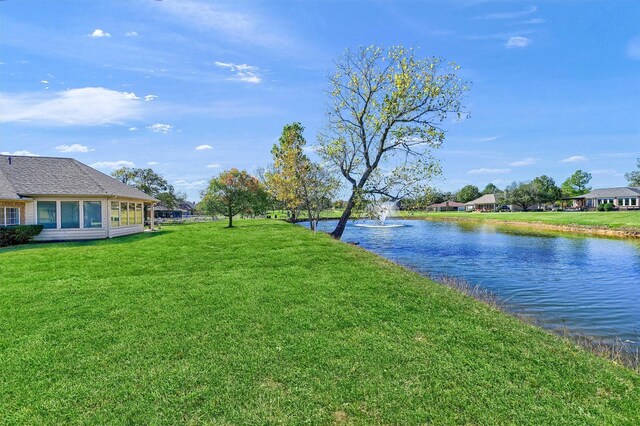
[0,155,157,202]
[465,193,498,206]
[573,187,640,199]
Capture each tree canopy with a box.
[112,167,182,208]
[561,170,592,197]
[482,183,500,195]
[625,158,640,187]
[531,175,561,205]
[456,185,481,203]
[318,45,469,239]
[201,169,267,228]
[503,181,538,212]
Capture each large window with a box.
[597,198,614,205]
[84,201,102,228]
[37,201,57,229]
[0,207,20,226]
[111,202,120,227]
[121,202,129,226]
[61,201,80,229]
[136,203,143,224]
[619,197,638,207]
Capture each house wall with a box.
[22,196,149,241]
[0,201,26,224]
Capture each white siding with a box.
[24,201,36,224]
[35,228,108,241]
[109,225,144,238]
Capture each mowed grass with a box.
[1,221,639,424]
[402,210,640,230]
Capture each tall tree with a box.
[318,45,469,239]
[482,183,500,195]
[265,123,312,223]
[561,170,592,197]
[625,158,640,187]
[201,169,265,228]
[532,175,561,206]
[456,185,481,203]
[504,181,538,212]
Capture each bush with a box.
[0,225,44,247]
[603,203,615,211]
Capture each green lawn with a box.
[1,221,639,424]
[401,210,640,230]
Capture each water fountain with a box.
[354,201,405,228]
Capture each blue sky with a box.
[1,0,639,200]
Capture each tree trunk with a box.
[228,204,233,228]
[330,192,356,239]
[307,206,315,231]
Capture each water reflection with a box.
[305,219,640,347]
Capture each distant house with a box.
[154,201,197,219]
[571,187,640,210]
[426,201,466,212]
[0,155,157,241]
[465,194,499,212]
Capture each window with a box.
[37,201,57,229]
[111,202,120,227]
[136,203,143,225]
[129,203,135,225]
[598,198,614,205]
[61,201,80,229]
[0,207,20,226]
[620,197,638,206]
[5,208,19,225]
[83,201,102,228]
[121,202,129,225]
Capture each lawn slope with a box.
[1,221,639,424]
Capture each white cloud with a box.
[144,94,158,102]
[153,0,291,49]
[195,144,212,150]
[126,31,139,37]
[206,163,221,168]
[477,6,537,20]
[468,168,512,175]
[560,155,588,163]
[173,179,207,190]
[214,61,261,84]
[627,37,640,60]
[1,150,39,156]
[89,29,111,38]
[129,127,138,131]
[0,87,143,125]
[147,123,173,133]
[55,144,94,153]
[506,36,531,48]
[474,136,499,143]
[522,18,545,24]
[147,161,159,166]
[39,80,48,84]
[90,160,135,170]
[509,157,537,167]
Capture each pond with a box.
[304,219,640,348]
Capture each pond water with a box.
[304,219,640,348]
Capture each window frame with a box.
[1,207,21,226]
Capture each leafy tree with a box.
[112,167,179,208]
[266,122,339,230]
[456,185,481,203]
[504,181,538,212]
[482,183,500,195]
[264,123,309,220]
[317,45,469,239]
[532,175,561,206]
[561,170,592,197]
[625,158,640,187]
[201,169,266,228]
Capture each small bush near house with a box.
[597,203,615,212]
[0,225,44,247]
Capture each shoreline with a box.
[399,214,640,239]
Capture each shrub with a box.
[0,225,44,247]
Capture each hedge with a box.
[0,225,44,247]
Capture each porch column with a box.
[150,203,155,231]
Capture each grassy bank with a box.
[1,221,639,424]
[401,210,640,231]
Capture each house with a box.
[571,187,640,210]
[0,155,157,241]
[154,200,197,219]
[426,201,466,212]
[465,193,499,212]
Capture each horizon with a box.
[1,0,639,200]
